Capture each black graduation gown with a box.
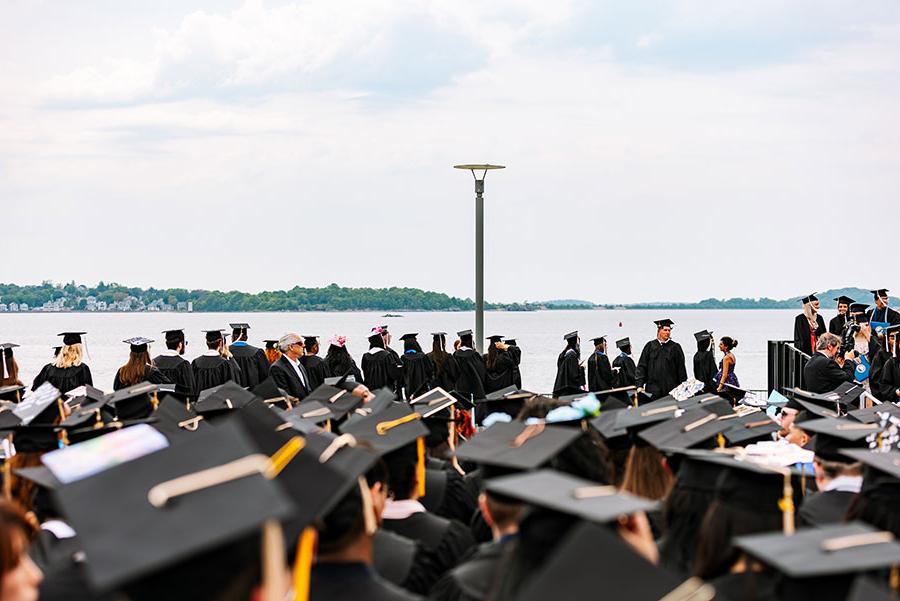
[228,343,269,388]
[793,314,826,356]
[430,539,509,601]
[612,353,636,387]
[429,353,461,392]
[386,346,405,395]
[401,352,435,400]
[797,490,857,527]
[300,354,332,391]
[453,349,487,400]
[112,365,171,390]
[867,306,900,326]
[484,352,516,394]
[31,363,93,393]
[372,529,442,596]
[190,354,237,391]
[635,340,687,399]
[586,352,613,392]
[324,355,364,384]
[828,314,848,336]
[152,354,196,397]
[310,562,422,601]
[382,512,475,584]
[708,571,778,601]
[419,468,479,526]
[553,349,585,396]
[507,345,522,389]
[693,350,718,392]
[874,357,900,403]
[362,348,403,392]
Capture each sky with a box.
[2,0,899,304]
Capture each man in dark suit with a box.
[803,332,855,393]
[269,333,311,400]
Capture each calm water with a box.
[0,309,813,394]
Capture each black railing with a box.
[768,340,810,395]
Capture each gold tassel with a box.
[890,565,899,592]
[777,471,795,535]
[151,390,159,410]
[716,433,726,449]
[292,527,317,601]
[416,437,426,498]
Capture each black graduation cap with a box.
[303,384,363,420]
[871,289,890,298]
[338,402,429,456]
[793,399,842,423]
[0,383,26,403]
[849,303,870,316]
[106,382,160,420]
[13,382,63,426]
[849,403,900,424]
[453,422,581,470]
[613,399,682,433]
[615,337,631,350]
[263,339,278,349]
[735,522,900,579]
[58,332,86,345]
[14,464,62,490]
[65,417,157,445]
[251,377,295,408]
[431,332,447,337]
[801,293,819,305]
[410,387,457,419]
[10,424,61,453]
[286,400,334,425]
[399,333,419,341]
[692,454,804,518]
[0,342,18,351]
[718,409,781,445]
[202,329,225,343]
[669,449,731,494]
[300,336,318,350]
[123,337,153,353]
[484,469,657,523]
[517,521,709,601]
[53,419,295,591]
[795,417,876,462]
[654,319,674,328]
[59,394,111,430]
[194,381,259,416]
[65,384,107,408]
[0,343,18,380]
[590,335,606,345]
[229,323,250,332]
[790,383,862,410]
[342,388,397,424]
[484,385,534,402]
[589,409,629,443]
[841,449,900,498]
[693,330,713,342]
[834,295,856,305]
[637,407,731,451]
[486,335,504,342]
[456,329,473,337]
[504,338,517,345]
[152,395,207,442]
[162,328,185,341]
[563,331,578,341]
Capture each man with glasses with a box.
[269,333,311,400]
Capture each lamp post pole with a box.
[453,164,505,354]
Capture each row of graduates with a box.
[4,361,900,601]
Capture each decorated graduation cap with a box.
[194,381,259,416]
[734,522,900,601]
[454,421,581,471]
[834,295,856,305]
[693,330,713,343]
[123,337,153,353]
[795,417,876,462]
[654,318,674,328]
[14,382,64,426]
[484,469,656,523]
[615,337,631,350]
[801,293,819,305]
[58,332,86,345]
[517,521,710,601]
[52,420,296,592]
[410,387,458,419]
[563,331,578,341]
[202,329,225,343]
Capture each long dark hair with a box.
[325,344,355,376]
[403,338,423,353]
[0,499,37,583]
[693,501,781,579]
[431,335,449,373]
[118,350,152,387]
[0,349,20,387]
[368,334,385,350]
[486,343,502,370]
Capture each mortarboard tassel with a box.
[261,519,287,601]
[416,437,427,498]
[777,470,795,535]
[890,565,899,592]
[359,476,377,535]
[292,527,317,601]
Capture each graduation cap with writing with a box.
[615,337,631,351]
[14,382,64,426]
[638,407,732,452]
[801,293,819,305]
[52,419,295,591]
[654,319,674,328]
[795,417,876,462]
[58,332,86,345]
[517,520,712,601]
[106,382,161,420]
[338,402,429,456]
[734,522,900,601]
[152,395,208,443]
[694,330,713,343]
[834,295,856,305]
[484,469,657,523]
[194,381,260,416]
[123,337,153,353]
[454,422,581,471]
[202,329,225,343]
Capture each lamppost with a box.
[453,164,505,353]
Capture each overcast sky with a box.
[2,1,899,303]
